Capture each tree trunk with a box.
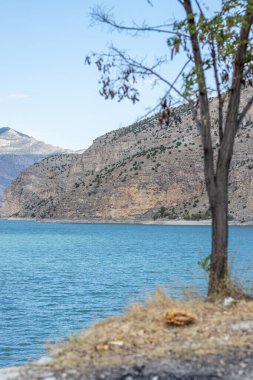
[208,168,229,296]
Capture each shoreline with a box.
[1,294,253,379]
[0,216,253,226]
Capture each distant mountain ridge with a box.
[0,126,72,155]
[0,127,30,138]
[0,126,75,204]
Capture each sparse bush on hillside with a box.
[183,210,234,222]
[153,206,178,220]
[183,210,211,221]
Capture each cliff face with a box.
[2,154,79,218]
[0,154,45,205]
[1,87,253,222]
[0,127,74,204]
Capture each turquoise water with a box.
[0,220,252,368]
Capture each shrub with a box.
[184,209,211,221]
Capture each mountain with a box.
[0,127,72,155]
[1,86,253,222]
[0,127,73,204]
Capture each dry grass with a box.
[48,289,253,372]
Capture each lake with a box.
[0,220,252,367]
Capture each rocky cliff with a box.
[1,87,253,222]
[0,127,74,204]
[0,154,45,204]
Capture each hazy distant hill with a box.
[0,127,73,204]
[2,86,253,222]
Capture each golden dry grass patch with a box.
[49,289,253,371]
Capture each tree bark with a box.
[208,166,229,296]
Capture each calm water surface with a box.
[0,220,252,367]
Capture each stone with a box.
[223,297,235,307]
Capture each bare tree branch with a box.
[138,58,192,120]
[191,100,203,134]
[110,46,192,104]
[138,90,171,121]
[90,7,188,36]
[220,2,253,166]
[210,34,224,144]
[195,0,205,17]
[237,94,253,125]
[243,65,253,80]
[182,0,216,206]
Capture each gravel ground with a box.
[1,351,253,380]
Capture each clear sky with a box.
[0,0,218,150]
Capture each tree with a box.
[86,0,253,297]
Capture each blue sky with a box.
[0,0,218,150]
